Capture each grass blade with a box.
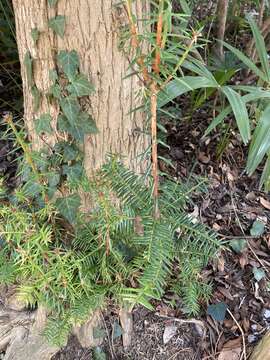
[158,76,217,108]
[221,41,267,81]
[222,86,250,144]
[247,104,270,175]
[247,14,270,82]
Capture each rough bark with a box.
[0,304,59,360]
[12,0,149,174]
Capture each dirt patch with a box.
[54,308,203,360]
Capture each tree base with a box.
[0,295,102,360]
[0,305,59,360]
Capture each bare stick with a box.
[227,309,246,360]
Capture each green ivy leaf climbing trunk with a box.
[12,0,149,175]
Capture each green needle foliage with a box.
[0,156,219,346]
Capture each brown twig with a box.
[153,1,164,74]
[150,0,165,219]
[125,0,139,48]
[227,308,247,360]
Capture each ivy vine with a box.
[22,7,98,224]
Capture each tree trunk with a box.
[5,1,149,358]
[12,0,149,174]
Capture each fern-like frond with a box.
[68,291,105,324]
[43,316,71,347]
[0,250,17,285]
[122,220,174,309]
[160,177,208,214]
[101,160,152,211]
[172,213,220,262]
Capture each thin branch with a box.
[153,0,164,74]
[227,309,246,360]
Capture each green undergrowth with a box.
[0,157,219,346]
[0,0,221,347]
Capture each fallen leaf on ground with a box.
[163,325,177,344]
[250,220,265,236]
[218,338,242,360]
[260,197,270,210]
[207,302,228,322]
[253,267,266,282]
[198,152,210,164]
[230,239,247,254]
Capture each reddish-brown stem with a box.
[150,1,164,219]
[106,229,110,256]
[153,11,163,74]
[150,83,160,219]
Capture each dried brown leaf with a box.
[259,197,270,210]
[218,338,242,360]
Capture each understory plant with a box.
[158,12,270,190]
[0,0,220,347]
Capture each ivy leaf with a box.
[60,96,80,123]
[50,83,62,99]
[31,28,39,45]
[230,239,247,254]
[76,112,98,135]
[57,114,72,132]
[57,113,98,142]
[31,85,41,112]
[47,186,57,199]
[34,113,53,135]
[253,267,266,282]
[23,179,44,197]
[47,171,60,188]
[55,194,81,224]
[32,150,50,172]
[67,74,95,96]
[250,220,265,236]
[207,302,228,322]
[93,347,106,360]
[93,326,106,340]
[48,16,66,38]
[48,0,58,6]
[61,142,80,162]
[49,69,58,85]
[24,51,33,87]
[57,50,79,80]
[57,115,84,143]
[63,163,84,183]
[112,321,123,340]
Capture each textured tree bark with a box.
[12,0,149,174]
